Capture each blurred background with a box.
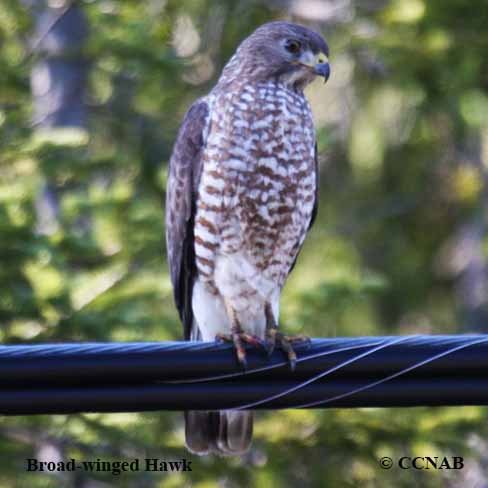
[1,0,488,486]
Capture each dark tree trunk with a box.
[28,1,89,235]
[30,1,89,128]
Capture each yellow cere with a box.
[317,53,328,64]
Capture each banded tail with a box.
[185,410,253,456]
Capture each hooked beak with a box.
[296,50,330,82]
[314,61,330,82]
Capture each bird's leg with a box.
[265,302,310,371]
[216,299,266,368]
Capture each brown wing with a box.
[309,142,319,229]
[288,142,319,274]
[165,100,209,339]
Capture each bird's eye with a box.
[285,40,301,54]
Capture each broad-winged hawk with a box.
[166,21,330,456]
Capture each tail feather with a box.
[185,410,253,456]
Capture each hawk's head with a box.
[222,22,330,90]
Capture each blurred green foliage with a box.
[1,0,488,486]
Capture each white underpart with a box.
[192,266,280,340]
[191,80,315,341]
[192,279,230,340]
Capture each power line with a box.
[1,335,487,414]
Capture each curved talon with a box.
[215,332,266,369]
[265,329,310,370]
[289,354,297,372]
[235,338,247,369]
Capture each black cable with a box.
[0,335,487,414]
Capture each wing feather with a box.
[288,142,319,274]
[165,100,209,339]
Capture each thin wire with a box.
[234,335,414,410]
[160,339,387,384]
[293,335,488,409]
[0,341,223,357]
[25,1,73,58]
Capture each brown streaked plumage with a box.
[165,21,330,456]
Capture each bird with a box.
[165,21,330,456]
